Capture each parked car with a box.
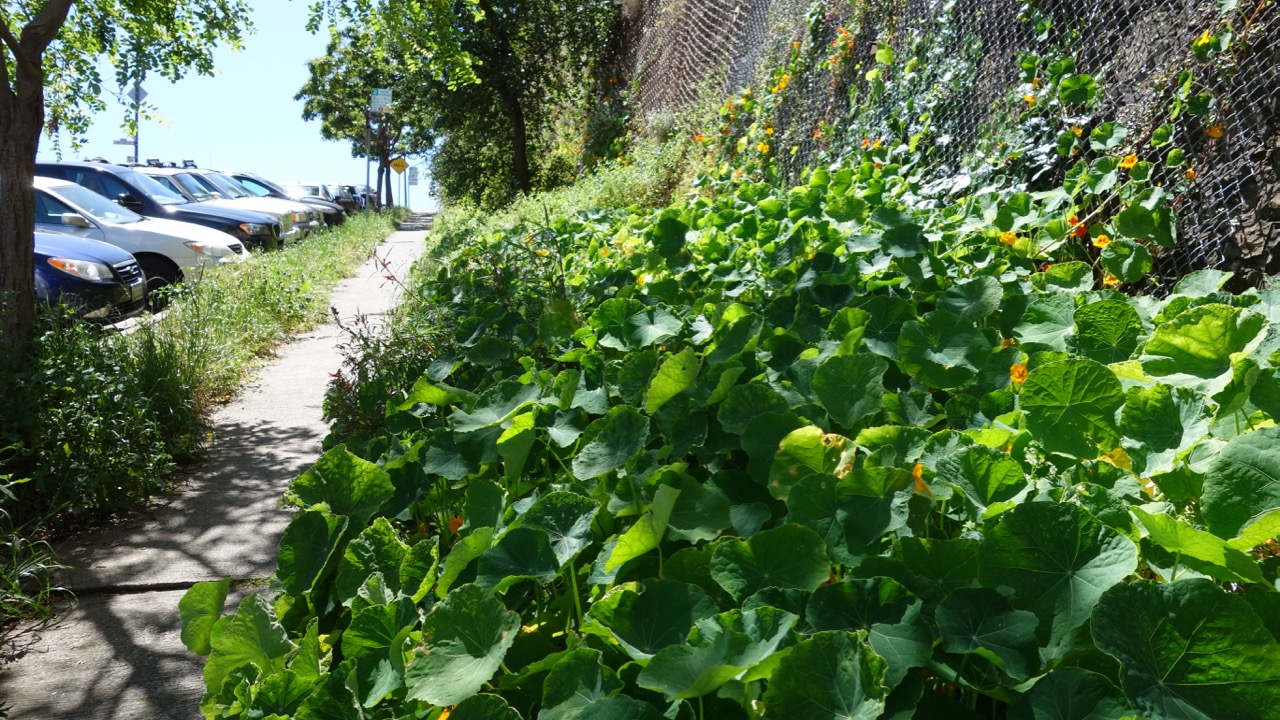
[186,168,322,236]
[135,166,302,244]
[34,231,147,321]
[325,184,361,214]
[35,161,283,250]
[34,176,248,291]
[222,170,347,226]
[282,182,336,204]
[346,184,379,211]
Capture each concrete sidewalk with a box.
[0,214,431,719]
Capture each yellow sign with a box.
[390,157,409,174]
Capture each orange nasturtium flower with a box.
[1071,125,1083,137]
[1092,234,1112,248]
[448,516,465,534]
[693,133,705,142]
[862,138,872,148]
[1069,215,1088,238]
[439,707,454,720]
[1119,154,1139,169]
[999,231,1019,246]
[1103,274,1120,288]
[1207,123,1225,138]
[912,463,934,498]
[1010,363,1028,384]
[1185,168,1198,180]
[1001,337,1017,349]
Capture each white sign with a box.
[369,88,393,113]
[128,85,147,104]
[113,138,134,146]
[408,166,419,186]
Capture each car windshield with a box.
[243,174,289,196]
[204,172,252,199]
[118,169,188,205]
[172,173,219,201]
[286,184,322,198]
[51,183,144,224]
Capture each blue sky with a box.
[35,1,436,212]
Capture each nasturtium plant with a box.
[184,9,1280,718]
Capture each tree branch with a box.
[21,0,76,52]
[0,17,22,59]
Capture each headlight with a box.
[239,222,272,236]
[184,240,233,258]
[46,257,114,282]
[291,211,304,223]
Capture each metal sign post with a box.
[128,83,147,163]
[367,89,392,209]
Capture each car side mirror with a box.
[60,213,92,229]
[116,192,143,210]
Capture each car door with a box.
[34,190,107,242]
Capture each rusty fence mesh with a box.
[619,0,1280,289]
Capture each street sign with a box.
[390,157,409,174]
[370,88,393,113]
[113,138,134,145]
[408,167,419,186]
[128,85,147,104]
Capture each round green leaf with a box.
[286,444,395,527]
[571,406,650,480]
[590,298,682,351]
[1008,667,1132,720]
[711,524,831,601]
[1070,300,1144,364]
[179,579,231,657]
[476,526,560,592]
[1140,304,1267,394]
[857,295,916,358]
[812,354,888,429]
[404,584,520,706]
[1092,579,1280,720]
[1020,358,1124,458]
[939,276,1003,319]
[1058,73,1097,104]
[1119,384,1211,476]
[203,594,294,695]
[936,587,1041,680]
[1100,238,1153,283]
[898,310,992,389]
[277,510,349,596]
[452,694,522,720]
[516,491,600,566]
[1014,293,1076,353]
[718,382,791,434]
[336,518,410,606]
[540,648,623,720]
[761,631,890,720]
[979,502,1137,648]
[645,348,701,414]
[935,445,1028,522]
[1203,425,1280,541]
[637,607,798,700]
[585,579,718,661]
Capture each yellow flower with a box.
[999,231,1018,246]
[1207,123,1225,138]
[1001,337,1017,349]
[535,249,549,257]
[600,247,610,257]
[912,463,933,498]
[757,142,770,154]
[1031,76,1043,88]
[1023,94,1036,106]
[636,273,650,285]
[872,138,882,149]
[1010,363,1028,384]
[765,127,775,135]
[1185,168,1198,180]
[1071,125,1083,137]
[1092,234,1112,248]
[1103,274,1120,288]
[1119,154,1139,169]
[439,708,453,720]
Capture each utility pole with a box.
[364,111,372,205]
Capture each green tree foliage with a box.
[310,0,618,207]
[295,25,435,208]
[0,0,252,348]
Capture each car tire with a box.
[135,254,183,310]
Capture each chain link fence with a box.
[620,0,1280,289]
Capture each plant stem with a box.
[567,562,584,629]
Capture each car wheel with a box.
[135,255,183,310]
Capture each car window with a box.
[149,175,185,196]
[52,183,144,224]
[177,170,220,198]
[237,176,273,197]
[117,169,189,205]
[204,173,251,198]
[65,170,110,197]
[34,191,77,224]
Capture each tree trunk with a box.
[475,0,532,195]
[0,3,74,350]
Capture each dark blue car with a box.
[34,232,148,321]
